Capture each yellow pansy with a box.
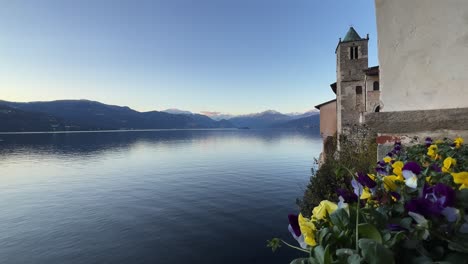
[312,200,338,221]
[451,172,468,190]
[442,157,456,172]
[392,161,404,180]
[360,188,372,200]
[383,156,392,163]
[427,144,438,159]
[454,137,464,148]
[383,175,399,191]
[298,213,317,246]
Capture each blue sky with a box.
[0,0,377,115]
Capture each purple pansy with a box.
[337,188,358,203]
[387,223,407,232]
[402,162,422,174]
[406,183,459,222]
[357,172,377,189]
[390,191,401,201]
[377,160,386,167]
[405,198,441,217]
[430,163,442,173]
[425,137,433,147]
[288,214,301,237]
[376,166,388,175]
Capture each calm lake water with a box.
[0,129,321,264]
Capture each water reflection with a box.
[0,129,320,264]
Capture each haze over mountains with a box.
[0,100,319,132]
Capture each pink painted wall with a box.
[319,101,337,138]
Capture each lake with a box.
[0,129,321,263]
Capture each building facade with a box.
[316,27,380,159]
[365,0,468,158]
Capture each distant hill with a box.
[0,100,235,132]
[228,110,292,129]
[227,110,320,129]
[271,115,320,130]
[0,105,69,132]
[162,108,193,115]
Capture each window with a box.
[349,46,359,60]
[375,106,380,112]
[373,81,380,91]
[356,86,362,94]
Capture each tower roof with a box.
[342,27,362,42]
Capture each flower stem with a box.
[345,167,360,252]
[281,240,310,253]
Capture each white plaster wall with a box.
[375,0,468,112]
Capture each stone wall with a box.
[375,0,468,112]
[364,107,468,159]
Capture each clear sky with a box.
[1,0,378,115]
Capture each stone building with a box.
[317,0,468,160]
[315,27,380,159]
[364,0,468,158]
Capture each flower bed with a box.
[269,137,468,263]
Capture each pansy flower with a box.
[336,188,358,203]
[406,184,459,222]
[312,200,338,221]
[425,137,433,147]
[451,171,468,190]
[383,156,392,163]
[383,175,399,191]
[402,162,421,189]
[298,213,317,246]
[392,161,404,180]
[427,144,438,159]
[288,214,307,249]
[442,157,456,173]
[356,172,376,188]
[454,137,464,148]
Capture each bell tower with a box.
[335,27,369,134]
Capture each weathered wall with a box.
[319,101,337,138]
[336,39,369,133]
[375,0,468,112]
[364,107,468,159]
[365,75,380,112]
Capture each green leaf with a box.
[266,238,282,252]
[312,245,331,264]
[387,231,405,248]
[318,228,330,245]
[313,245,325,264]
[336,248,356,257]
[347,254,361,264]
[290,258,310,264]
[444,252,468,263]
[457,189,468,208]
[399,217,414,231]
[330,208,350,229]
[358,223,382,244]
[358,238,395,264]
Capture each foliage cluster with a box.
[298,134,377,216]
[271,137,468,264]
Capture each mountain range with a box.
[0,100,319,132]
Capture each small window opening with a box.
[350,46,359,60]
[373,81,379,91]
[356,86,362,94]
[375,106,380,112]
